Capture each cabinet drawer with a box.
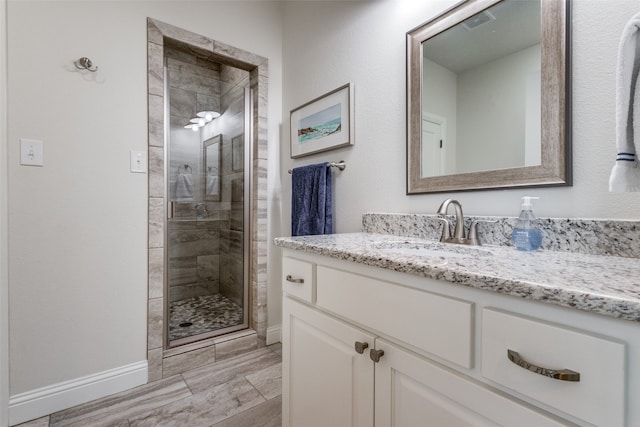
[282,257,315,303]
[481,308,625,427]
[316,266,473,368]
[376,338,568,427]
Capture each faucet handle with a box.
[435,217,452,242]
[467,220,497,245]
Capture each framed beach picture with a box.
[290,83,354,158]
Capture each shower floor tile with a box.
[169,294,243,341]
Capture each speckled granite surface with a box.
[274,232,640,322]
[362,213,640,258]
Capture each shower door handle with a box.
[168,201,175,219]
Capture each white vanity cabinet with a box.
[279,250,633,426]
[282,297,374,427]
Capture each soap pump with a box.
[511,196,542,251]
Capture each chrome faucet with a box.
[436,199,493,246]
[437,199,465,241]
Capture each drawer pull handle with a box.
[286,275,304,284]
[354,341,369,354]
[370,349,385,363]
[507,350,580,382]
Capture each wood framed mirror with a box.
[407,0,571,193]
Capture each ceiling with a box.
[423,0,541,73]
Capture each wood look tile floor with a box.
[17,344,282,427]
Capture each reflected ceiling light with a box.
[190,118,206,126]
[196,111,221,121]
[184,124,200,131]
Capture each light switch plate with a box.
[130,150,147,173]
[20,139,44,166]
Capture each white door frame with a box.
[0,0,10,425]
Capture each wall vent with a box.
[462,10,495,30]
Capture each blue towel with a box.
[291,162,333,236]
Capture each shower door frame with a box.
[146,18,268,381]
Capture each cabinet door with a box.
[374,339,569,427]
[282,297,375,427]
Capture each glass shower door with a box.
[165,53,250,347]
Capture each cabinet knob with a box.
[507,349,580,382]
[354,341,369,354]
[370,349,384,363]
[286,275,304,284]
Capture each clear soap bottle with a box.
[511,196,542,251]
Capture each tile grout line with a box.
[244,374,268,401]
[125,382,196,427]
[179,372,196,396]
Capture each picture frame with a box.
[290,83,354,158]
[232,134,244,172]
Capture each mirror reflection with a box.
[406,0,571,193]
[203,135,221,201]
[421,0,541,177]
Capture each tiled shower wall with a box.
[147,18,269,381]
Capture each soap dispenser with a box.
[511,196,542,251]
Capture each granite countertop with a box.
[274,233,640,322]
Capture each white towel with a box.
[206,175,219,196]
[175,173,194,201]
[610,12,640,192]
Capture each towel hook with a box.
[74,57,98,72]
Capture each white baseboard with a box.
[8,360,147,426]
[266,325,281,346]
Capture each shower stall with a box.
[164,44,250,347]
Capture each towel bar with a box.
[288,160,346,174]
